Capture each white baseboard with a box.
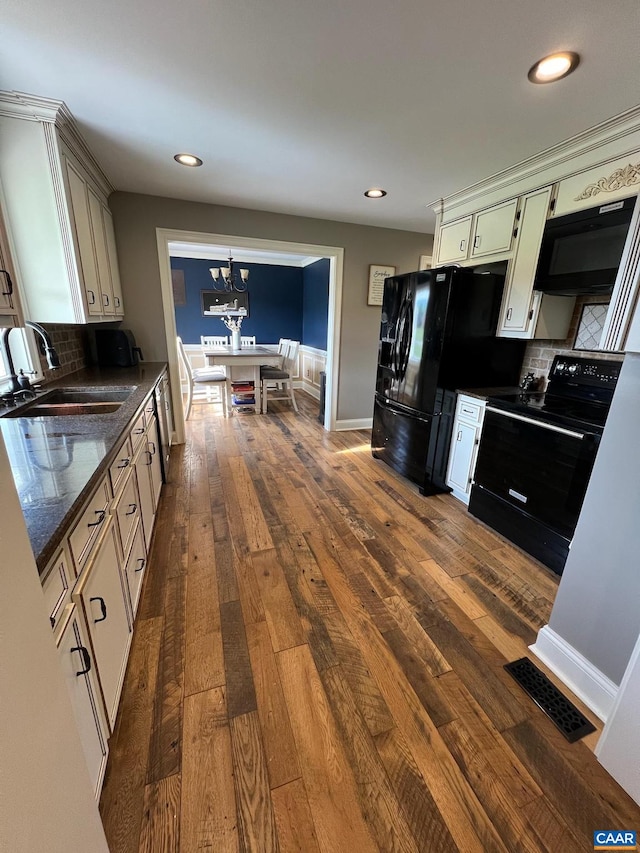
[529,625,618,722]
[335,417,373,431]
[301,381,320,400]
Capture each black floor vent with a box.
[504,657,596,743]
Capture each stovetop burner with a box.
[487,355,622,435]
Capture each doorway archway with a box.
[155,228,344,442]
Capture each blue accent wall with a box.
[302,258,329,350]
[172,257,304,344]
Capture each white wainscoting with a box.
[299,345,326,399]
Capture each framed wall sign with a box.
[368,265,396,306]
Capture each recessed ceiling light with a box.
[174,153,203,167]
[364,188,387,198]
[528,51,580,84]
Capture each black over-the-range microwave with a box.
[534,194,639,296]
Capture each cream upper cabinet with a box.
[553,153,640,218]
[497,186,573,340]
[498,187,551,334]
[436,216,473,264]
[0,188,24,328]
[469,198,518,259]
[436,199,517,266]
[0,92,124,324]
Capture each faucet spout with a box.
[24,321,61,369]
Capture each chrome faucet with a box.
[0,321,60,400]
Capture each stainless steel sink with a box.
[3,386,136,418]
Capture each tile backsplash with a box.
[37,323,88,383]
[521,295,624,388]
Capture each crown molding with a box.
[430,104,640,218]
[0,90,114,197]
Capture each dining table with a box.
[203,344,283,413]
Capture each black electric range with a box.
[469,355,622,574]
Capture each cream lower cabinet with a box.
[73,516,132,731]
[446,395,486,504]
[133,415,163,549]
[56,604,109,797]
[124,520,147,618]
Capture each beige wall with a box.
[109,192,432,422]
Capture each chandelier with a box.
[209,253,249,292]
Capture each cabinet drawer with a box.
[456,398,483,425]
[129,409,147,452]
[109,437,133,496]
[69,478,111,572]
[42,549,71,630]
[114,469,140,559]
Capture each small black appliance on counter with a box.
[94,329,143,367]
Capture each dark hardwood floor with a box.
[100,392,640,852]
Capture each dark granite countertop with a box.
[0,363,167,575]
[456,386,523,401]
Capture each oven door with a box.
[472,408,600,538]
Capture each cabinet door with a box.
[498,186,553,336]
[77,520,131,730]
[134,441,155,549]
[124,520,146,618]
[447,420,479,499]
[470,198,518,258]
[57,607,108,796]
[148,419,163,511]
[0,200,23,324]
[102,206,125,316]
[65,159,102,316]
[87,187,115,315]
[436,216,473,264]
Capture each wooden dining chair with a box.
[201,335,229,346]
[177,337,228,419]
[260,340,299,413]
[240,335,256,346]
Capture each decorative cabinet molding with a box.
[554,153,640,218]
[574,161,640,202]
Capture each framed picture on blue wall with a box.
[201,290,250,317]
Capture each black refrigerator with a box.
[371,266,525,495]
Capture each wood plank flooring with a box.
[100,394,640,852]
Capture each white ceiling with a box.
[2,0,639,233]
